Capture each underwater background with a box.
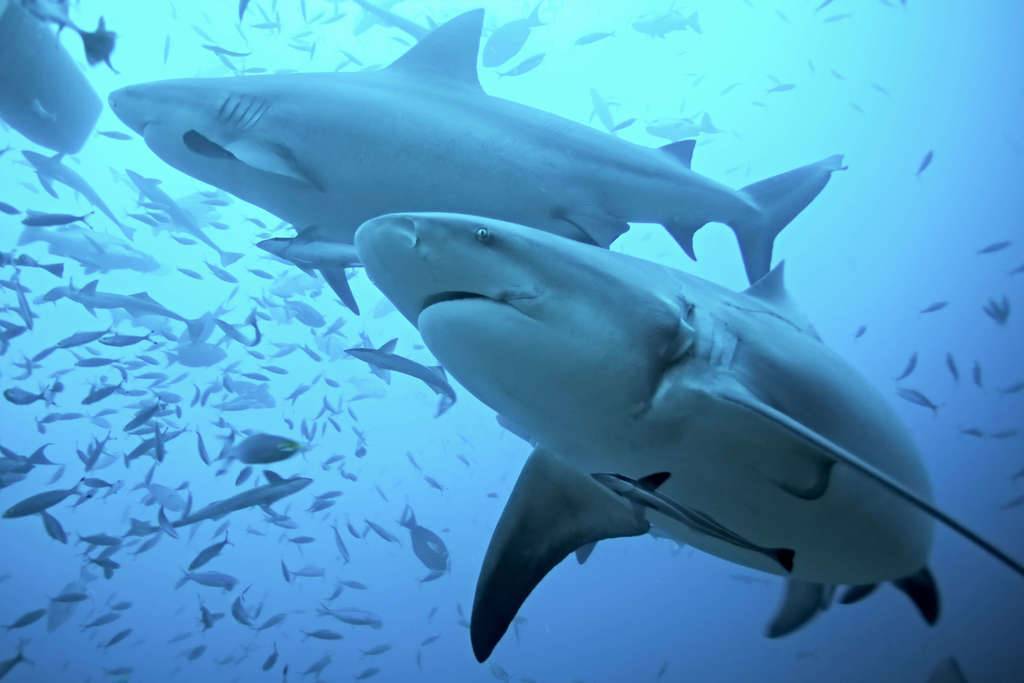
[1,1,1022,681]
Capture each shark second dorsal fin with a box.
[744,260,789,307]
[388,9,484,90]
[660,139,695,168]
[471,448,649,662]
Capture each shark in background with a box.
[108,10,843,313]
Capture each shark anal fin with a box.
[471,448,649,662]
[892,566,940,625]
[838,583,879,605]
[637,472,671,490]
[720,390,1024,579]
[575,542,597,565]
[765,580,834,639]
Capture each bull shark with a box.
[22,151,130,238]
[354,212,1024,662]
[107,9,842,313]
[172,471,311,527]
[38,279,203,339]
[0,0,101,154]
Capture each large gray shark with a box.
[107,9,842,311]
[0,0,101,153]
[354,212,1024,662]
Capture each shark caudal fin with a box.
[730,154,846,283]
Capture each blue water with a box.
[1,1,1022,681]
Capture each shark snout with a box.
[107,85,151,134]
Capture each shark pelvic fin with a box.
[471,447,649,662]
[766,580,834,638]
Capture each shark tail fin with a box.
[729,154,846,283]
[219,251,244,267]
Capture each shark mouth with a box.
[182,130,237,160]
[419,290,539,319]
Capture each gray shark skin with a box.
[0,0,101,153]
[173,471,311,527]
[354,212,1024,662]
[108,9,842,295]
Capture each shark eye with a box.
[475,227,491,244]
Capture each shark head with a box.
[109,79,324,196]
[356,212,696,447]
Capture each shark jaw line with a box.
[417,289,540,321]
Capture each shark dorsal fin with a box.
[264,470,284,484]
[81,280,99,295]
[388,9,484,90]
[660,139,695,168]
[637,472,671,490]
[378,338,398,353]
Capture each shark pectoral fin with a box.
[495,414,535,444]
[320,267,360,315]
[183,130,237,160]
[471,448,649,662]
[892,566,940,625]
[555,209,628,248]
[224,139,325,191]
[766,580,833,638]
[720,390,1024,578]
[574,542,597,564]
